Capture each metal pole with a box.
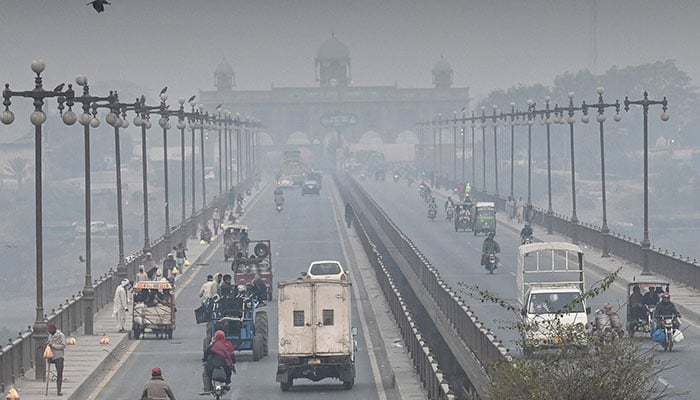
[509,104,515,198]
[461,109,466,182]
[162,122,170,238]
[200,117,206,209]
[471,111,476,187]
[432,117,437,187]
[82,105,94,335]
[545,98,553,234]
[180,124,186,223]
[453,111,457,186]
[114,117,126,272]
[492,107,499,197]
[191,122,196,217]
[140,117,150,253]
[481,108,486,191]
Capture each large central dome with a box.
[316,34,350,60]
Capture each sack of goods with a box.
[651,328,666,343]
[673,329,684,343]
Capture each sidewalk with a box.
[8,236,214,400]
[432,188,700,328]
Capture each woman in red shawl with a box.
[204,330,236,388]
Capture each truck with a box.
[517,242,590,355]
[281,150,307,187]
[276,280,356,391]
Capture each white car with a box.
[304,260,347,281]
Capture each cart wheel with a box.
[280,377,293,392]
[342,378,354,390]
[167,329,173,339]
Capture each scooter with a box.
[484,252,497,274]
[658,315,680,351]
[276,203,283,213]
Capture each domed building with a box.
[200,37,470,159]
[315,34,351,87]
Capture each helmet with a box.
[487,232,495,239]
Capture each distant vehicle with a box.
[306,171,323,188]
[303,260,347,281]
[277,175,294,189]
[301,179,320,196]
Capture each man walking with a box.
[113,279,129,333]
[47,322,66,396]
[344,203,354,228]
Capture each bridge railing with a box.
[340,175,508,397]
[0,192,230,394]
[335,177,455,400]
[474,190,700,290]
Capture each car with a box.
[303,260,347,281]
[306,171,323,189]
[301,179,320,196]
[277,175,294,189]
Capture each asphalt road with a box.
[359,177,699,399]
[90,182,382,400]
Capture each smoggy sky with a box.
[0,0,698,133]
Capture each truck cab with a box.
[517,242,590,354]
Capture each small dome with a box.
[215,58,234,75]
[433,56,452,72]
[317,34,350,60]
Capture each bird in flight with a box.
[87,0,111,13]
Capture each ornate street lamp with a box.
[491,105,499,197]
[57,76,116,335]
[508,103,516,198]
[1,59,68,380]
[554,92,583,244]
[526,99,535,210]
[542,96,554,234]
[582,87,621,257]
[624,91,669,274]
[480,107,487,191]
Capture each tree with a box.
[4,157,31,189]
[459,270,680,400]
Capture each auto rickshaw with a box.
[223,223,249,261]
[472,201,496,236]
[453,202,473,232]
[626,281,670,337]
[131,280,176,339]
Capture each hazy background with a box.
[1,0,699,128]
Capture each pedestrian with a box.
[506,196,516,221]
[199,275,217,304]
[173,243,187,270]
[515,197,525,224]
[135,265,149,283]
[144,252,157,280]
[113,279,129,333]
[46,322,66,396]
[344,203,354,228]
[140,367,176,400]
[163,253,176,279]
[212,207,221,236]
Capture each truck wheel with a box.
[280,378,293,391]
[342,378,354,390]
[252,334,263,361]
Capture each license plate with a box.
[308,359,321,365]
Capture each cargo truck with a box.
[517,242,591,355]
[276,280,356,391]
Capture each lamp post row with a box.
[1,60,261,380]
[416,88,669,264]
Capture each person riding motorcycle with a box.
[203,330,236,392]
[428,198,438,211]
[520,223,534,244]
[444,196,455,212]
[274,188,285,207]
[653,292,680,329]
[481,232,500,268]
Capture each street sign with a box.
[320,111,358,129]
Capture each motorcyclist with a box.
[428,197,438,212]
[274,188,285,207]
[444,196,455,212]
[481,232,500,268]
[653,292,680,329]
[203,330,236,392]
[200,225,213,243]
[520,223,534,244]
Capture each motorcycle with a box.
[521,234,533,245]
[276,204,283,213]
[360,172,367,181]
[393,174,400,182]
[656,315,681,351]
[445,206,454,221]
[428,208,437,221]
[484,252,497,274]
[209,366,230,400]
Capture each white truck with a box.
[276,280,356,391]
[517,242,591,355]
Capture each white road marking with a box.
[329,181,387,400]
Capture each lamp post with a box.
[432,115,437,187]
[624,91,669,274]
[491,105,499,197]
[542,96,554,234]
[1,59,68,380]
[480,107,487,191]
[461,108,466,182]
[58,76,116,335]
[190,101,199,218]
[526,99,535,210]
[471,110,476,188]
[178,95,197,224]
[452,110,457,186]
[554,92,583,244]
[508,103,516,198]
[582,87,621,257]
